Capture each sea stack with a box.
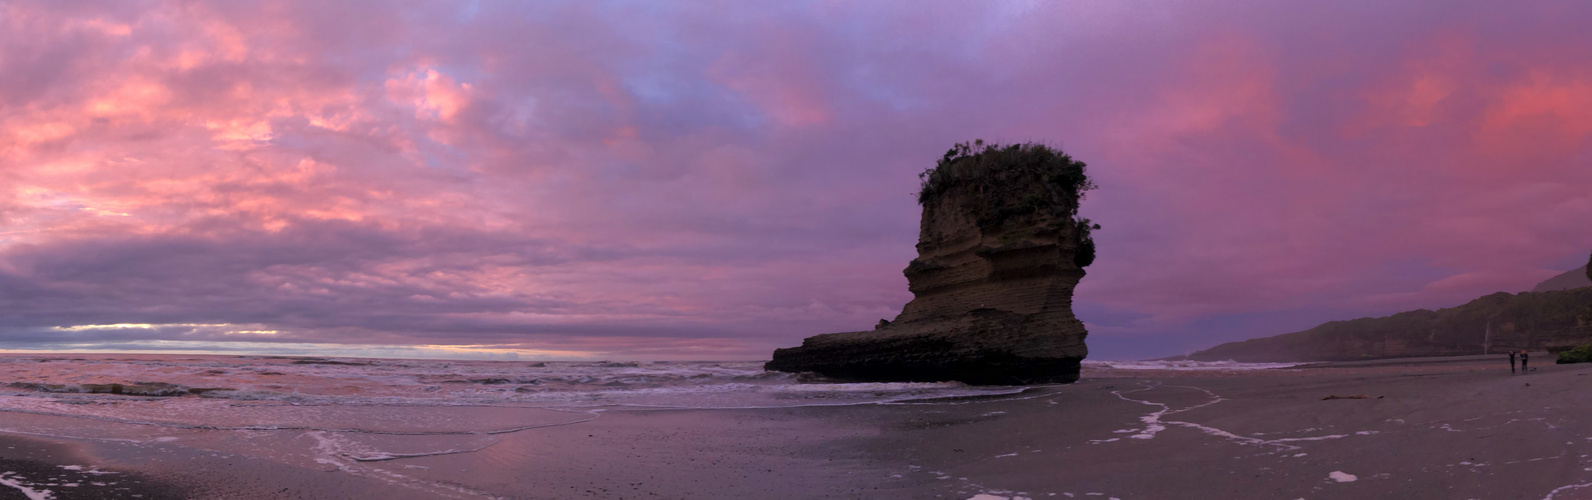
[766,141,1098,385]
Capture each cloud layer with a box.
[2,1,1589,360]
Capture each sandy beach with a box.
[0,353,1589,499]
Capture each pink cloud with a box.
[0,0,1590,360]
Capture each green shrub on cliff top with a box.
[916,140,1100,267]
[1558,342,1592,364]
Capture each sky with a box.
[2,1,1590,361]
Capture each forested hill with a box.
[1533,265,1592,292]
[1186,287,1592,362]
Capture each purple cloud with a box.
[1,1,1590,360]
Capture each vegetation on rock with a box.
[917,140,1100,267]
[1557,342,1592,364]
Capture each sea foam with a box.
[1083,360,1302,371]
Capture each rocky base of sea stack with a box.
[765,309,1083,385]
[765,348,1081,385]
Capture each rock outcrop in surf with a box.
[766,141,1098,385]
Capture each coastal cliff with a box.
[766,142,1097,385]
[1187,287,1592,362]
[1551,253,1592,363]
[1532,264,1592,292]
[1583,252,1592,337]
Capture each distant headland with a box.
[1182,256,1592,363]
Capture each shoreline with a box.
[0,354,1587,498]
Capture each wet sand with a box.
[0,434,188,499]
[4,353,1591,499]
[875,353,1592,499]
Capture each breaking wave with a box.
[1083,360,1302,371]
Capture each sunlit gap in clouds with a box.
[0,343,598,361]
[27,324,738,361]
[18,323,603,361]
[52,323,282,334]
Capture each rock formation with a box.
[766,142,1097,385]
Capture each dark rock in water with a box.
[290,358,370,366]
[767,142,1097,385]
[793,372,831,383]
[7,381,229,397]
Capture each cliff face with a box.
[1187,287,1592,362]
[766,142,1094,385]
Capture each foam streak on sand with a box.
[1109,383,1170,440]
[307,431,500,499]
[0,472,54,500]
[1545,482,1592,500]
[1105,381,1364,451]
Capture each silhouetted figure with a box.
[1510,350,1517,374]
[1521,352,1529,374]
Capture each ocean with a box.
[0,354,1031,498]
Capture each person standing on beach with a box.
[1521,351,1529,374]
[1510,350,1517,374]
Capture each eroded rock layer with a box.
[766,143,1093,385]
